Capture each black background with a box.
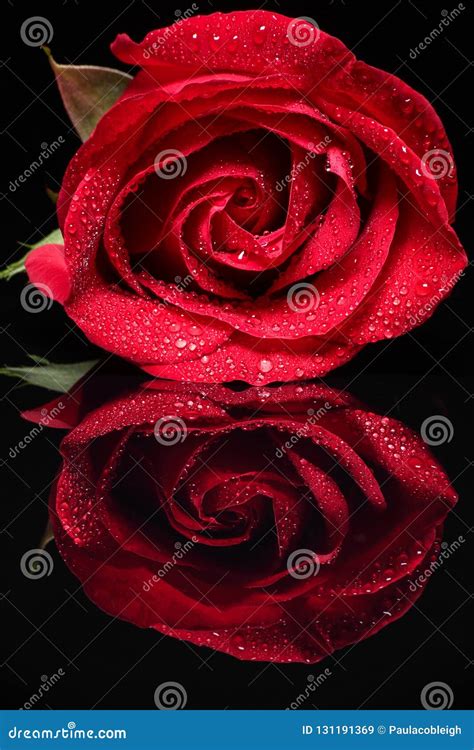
[1,0,472,710]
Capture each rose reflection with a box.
[24,379,457,663]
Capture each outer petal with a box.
[342,202,467,345]
[25,243,71,304]
[111,11,353,85]
[321,59,458,219]
[143,333,361,385]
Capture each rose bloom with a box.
[25,380,457,663]
[27,11,467,383]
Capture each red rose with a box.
[25,380,457,663]
[26,10,467,383]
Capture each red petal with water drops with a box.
[41,380,458,662]
[25,243,71,304]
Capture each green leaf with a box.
[0,227,64,280]
[0,251,31,281]
[46,48,133,141]
[27,227,64,250]
[0,356,99,393]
